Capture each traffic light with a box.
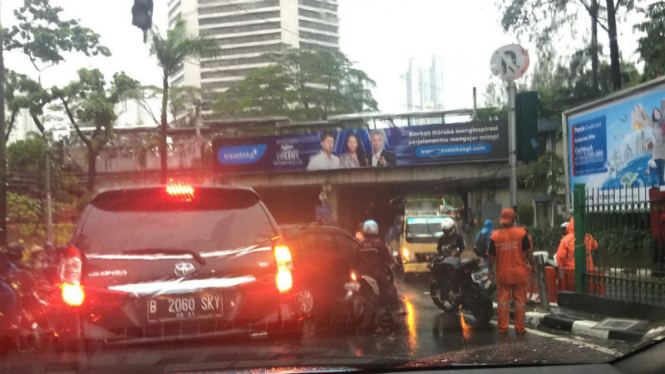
[132,0,154,43]
[516,91,539,163]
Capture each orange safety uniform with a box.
[487,222,532,333]
[556,218,598,271]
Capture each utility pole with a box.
[0,3,8,248]
[507,82,518,212]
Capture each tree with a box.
[636,2,665,80]
[3,0,110,80]
[149,18,219,183]
[214,48,378,121]
[1,0,110,246]
[52,69,139,192]
[499,0,639,92]
[520,152,565,194]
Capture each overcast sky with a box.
[1,0,651,113]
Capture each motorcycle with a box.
[345,265,399,328]
[428,253,494,324]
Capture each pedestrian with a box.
[474,220,494,270]
[487,208,537,334]
[555,218,598,290]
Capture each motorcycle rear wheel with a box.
[430,281,457,313]
[461,283,494,324]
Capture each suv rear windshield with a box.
[72,188,277,254]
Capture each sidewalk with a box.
[489,302,665,342]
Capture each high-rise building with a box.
[167,0,340,93]
[7,109,41,145]
[402,55,444,111]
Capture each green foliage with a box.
[214,47,378,121]
[52,69,140,191]
[518,204,534,226]
[636,2,665,80]
[3,0,110,73]
[7,135,45,174]
[527,48,641,120]
[7,193,41,224]
[150,19,220,78]
[8,223,76,246]
[520,152,565,193]
[529,226,561,255]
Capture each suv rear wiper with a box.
[122,248,207,266]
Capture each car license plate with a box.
[147,294,222,323]
[472,270,488,282]
[404,262,430,273]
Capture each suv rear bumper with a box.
[55,295,302,346]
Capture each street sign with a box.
[316,204,332,221]
[490,44,530,82]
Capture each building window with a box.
[300,31,338,44]
[217,43,282,57]
[199,11,281,26]
[201,67,262,80]
[202,81,239,91]
[168,2,182,19]
[199,0,280,15]
[170,75,185,87]
[300,42,338,51]
[298,0,337,12]
[299,20,338,33]
[201,22,280,37]
[299,8,337,22]
[202,55,272,69]
[217,32,281,46]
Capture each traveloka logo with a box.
[218,145,268,165]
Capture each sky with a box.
[0,0,652,114]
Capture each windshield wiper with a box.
[122,248,207,266]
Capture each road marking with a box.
[484,319,621,356]
[423,292,430,295]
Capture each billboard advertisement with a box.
[567,84,665,194]
[213,120,508,174]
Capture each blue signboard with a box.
[568,86,665,191]
[213,120,508,174]
[571,116,608,176]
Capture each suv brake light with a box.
[60,246,85,306]
[166,180,195,201]
[274,245,293,293]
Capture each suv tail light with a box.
[274,245,293,293]
[59,246,85,306]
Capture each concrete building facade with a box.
[167,0,340,93]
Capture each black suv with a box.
[281,224,361,321]
[56,185,301,346]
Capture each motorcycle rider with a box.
[359,220,400,312]
[437,217,465,258]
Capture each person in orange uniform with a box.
[556,217,598,271]
[487,208,537,334]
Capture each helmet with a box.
[440,217,455,234]
[362,220,379,236]
[6,242,25,263]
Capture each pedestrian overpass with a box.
[71,110,535,233]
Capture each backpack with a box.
[473,231,489,257]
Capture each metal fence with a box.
[574,183,665,306]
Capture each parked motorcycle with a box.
[428,254,493,324]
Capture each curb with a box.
[526,312,647,342]
[488,302,651,341]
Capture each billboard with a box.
[213,120,508,174]
[567,84,665,194]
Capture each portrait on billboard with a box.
[306,132,341,171]
[339,133,368,169]
[367,130,397,168]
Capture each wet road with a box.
[1,279,632,374]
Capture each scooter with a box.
[428,253,494,324]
